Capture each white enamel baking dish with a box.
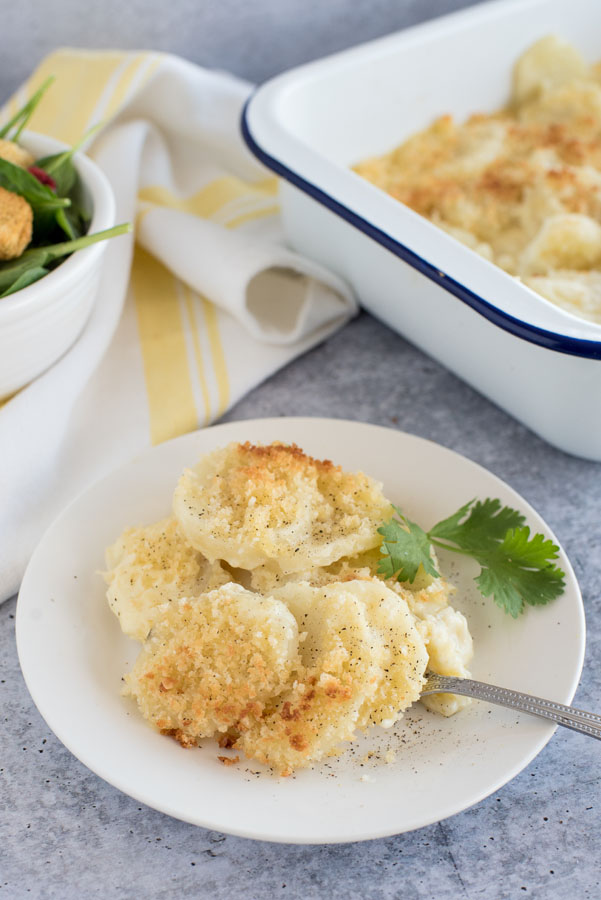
[242,0,601,460]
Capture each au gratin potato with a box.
[104,441,473,775]
[354,36,601,325]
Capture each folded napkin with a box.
[0,50,357,602]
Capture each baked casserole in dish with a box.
[242,0,601,460]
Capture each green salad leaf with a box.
[0,157,69,212]
[36,123,102,199]
[0,84,128,296]
[0,266,49,297]
[0,77,54,142]
[0,224,132,298]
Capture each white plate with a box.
[16,418,585,844]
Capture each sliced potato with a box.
[124,583,300,745]
[173,441,392,573]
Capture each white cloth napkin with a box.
[0,50,357,602]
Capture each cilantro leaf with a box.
[473,527,565,617]
[378,499,566,617]
[377,506,439,584]
[430,498,525,550]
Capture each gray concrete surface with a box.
[2,0,483,95]
[1,1,599,898]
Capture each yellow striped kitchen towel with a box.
[0,50,356,601]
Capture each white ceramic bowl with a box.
[243,0,601,461]
[0,131,115,399]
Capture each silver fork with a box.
[422,674,601,740]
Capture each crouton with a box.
[0,138,34,169]
[0,186,32,260]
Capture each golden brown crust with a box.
[110,443,473,774]
[104,516,230,641]
[236,441,336,472]
[173,441,393,572]
[0,186,32,260]
[123,584,299,747]
[353,37,601,323]
[217,755,240,766]
[235,579,428,773]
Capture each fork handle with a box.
[423,674,601,740]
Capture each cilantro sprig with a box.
[378,499,565,618]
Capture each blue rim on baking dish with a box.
[241,101,601,362]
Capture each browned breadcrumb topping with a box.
[159,727,198,749]
[217,755,240,766]
[352,39,601,324]
[173,441,393,573]
[104,516,229,641]
[112,440,472,775]
[232,579,428,773]
[392,119,601,224]
[123,583,298,748]
[236,441,336,472]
